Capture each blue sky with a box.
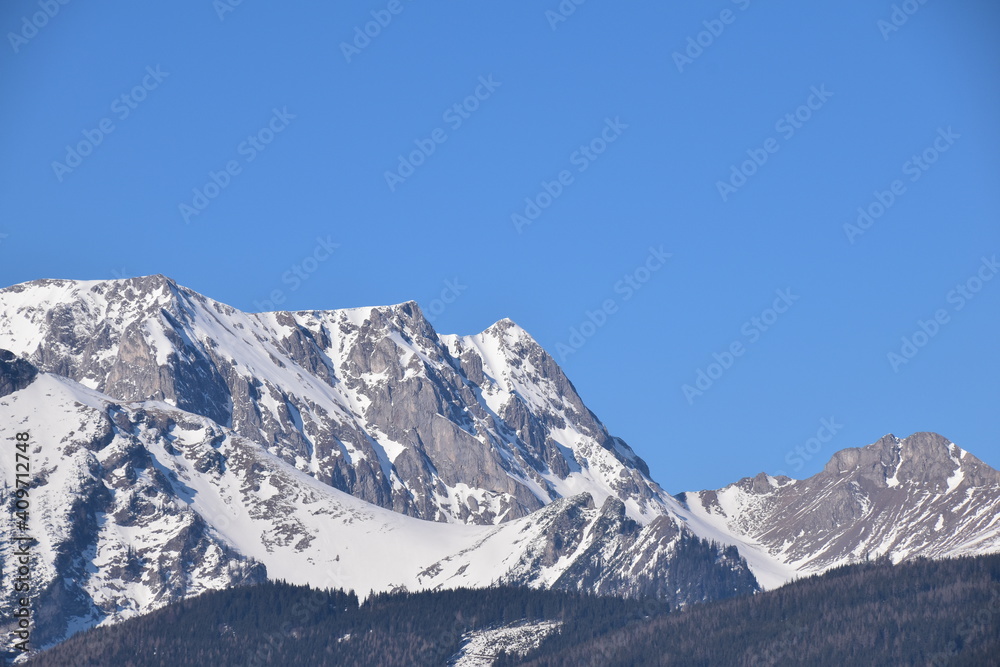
[1,1,997,492]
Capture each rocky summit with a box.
[0,276,752,653]
[677,432,1000,586]
[0,275,997,654]
[0,275,666,526]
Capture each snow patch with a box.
[451,620,562,666]
[946,466,965,493]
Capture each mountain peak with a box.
[484,316,521,334]
[3,273,180,293]
[898,431,954,457]
[819,431,985,492]
[114,272,175,286]
[357,299,422,315]
[481,317,542,352]
[682,431,1000,585]
[0,275,670,527]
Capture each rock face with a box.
[0,375,267,655]
[497,496,755,603]
[1,274,997,654]
[0,349,37,398]
[0,276,666,526]
[0,374,756,657]
[678,432,1000,584]
[0,275,762,656]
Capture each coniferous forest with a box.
[19,554,1000,666]
[512,554,1000,666]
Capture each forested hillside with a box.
[513,554,1000,666]
[21,555,1000,666]
[20,584,664,666]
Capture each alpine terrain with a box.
[0,275,997,658]
[0,275,753,654]
[677,431,1000,587]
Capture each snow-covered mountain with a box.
[0,275,664,526]
[0,368,754,653]
[0,276,755,653]
[1,275,998,655]
[676,432,1000,587]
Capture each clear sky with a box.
[1,1,997,493]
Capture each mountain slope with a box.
[677,432,1000,584]
[0,276,667,526]
[514,553,1000,667]
[3,274,999,657]
[20,584,666,667]
[21,556,1000,667]
[0,367,755,656]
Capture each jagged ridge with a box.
[0,275,668,526]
